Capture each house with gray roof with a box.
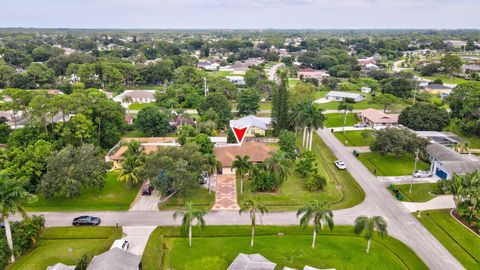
[87,248,141,270]
[325,91,364,103]
[426,143,480,179]
[230,115,272,137]
[227,253,276,270]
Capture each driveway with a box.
[268,63,285,81]
[129,183,160,211]
[122,226,156,256]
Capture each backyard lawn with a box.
[124,129,146,138]
[128,103,155,110]
[26,171,139,211]
[316,99,386,111]
[259,101,272,111]
[387,183,439,202]
[288,78,300,87]
[238,135,365,211]
[417,210,480,270]
[334,130,374,147]
[8,227,122,270]
[445,121,480,149]
[357,152,430,176]
[142,225,428,270]
[159,187,215,210]
[324,113,358,128]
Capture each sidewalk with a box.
[402,195,455,212]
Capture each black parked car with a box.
[72,216,101,226]
[142,185,154,196]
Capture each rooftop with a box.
[113,90,156,101]
[230,115,272,130]
[326,91,363,99]
[87,248,141,270]
[426,143,466,162]
[442,160,480,175]
[214,142,276,167]
[227,253,276,270]
[360,108,399,123]
[424,84,452,90]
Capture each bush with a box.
[250,169,278,192]
[304,173,327,191]
[295,151,317,177]
[75,254,90,270]
[0,215,45,269]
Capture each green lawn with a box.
[8,227,122,270]
[413,72,469,85]
[444,121,480,149]
[334,130,375,147]
[159,187,215,210]
[26,171,139,211]
[210,70,236,77]
[142,225,428,270]
[128,103,155,110]
[388,183,439,202]
[357,152,430,176]
[316,99,387,111]
[324,113,358,128]
[238,135,365,211]
[259,101,272,111]
[417,210,480,270]
[288,78,300,87]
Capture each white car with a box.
[354,123,368,128]
[335,160,346,170]
[110,239,129,251]
[413,170,433,178]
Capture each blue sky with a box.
[1,0,479,29]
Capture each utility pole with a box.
[412,82,418,105]
[204,77,208,96]
[409,149,420,195]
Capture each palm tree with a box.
[454,142,470,154]
[205,153,220,194]
[337,102,353,134]
[119,155,141,189]
[353,215,388,254]
[122,95,133,105]
[0,176,37,262]
[264,151,292,184]
[232,155,253,195]
[301,104,325,151]
[173,202,207,247]
[239,198,268,247]
[297,200,334,248]
[126,140,144,159]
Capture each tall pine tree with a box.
[272,70,290,135]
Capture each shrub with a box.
[295,151,317,177]
[250,169,278,192]
[0,215,45,269]
[304,173,327,191]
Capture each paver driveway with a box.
[212,174,240,210]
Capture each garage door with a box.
[436,168,448,179]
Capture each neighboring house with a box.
[227,253,276,270]
[415,131,460,145]
[325,91,364,102]
[232,58,264,74]
[358,57,375,66]
[0,110,28,129]
[230,115,272,137]
[214,142,276,175]
[422,84,453,95]
[87,248,142,270]
[426,143,480,180]
[297,68,329,81]
[361,87,372,93]
[124,113,134,125]
[358,108,399,128]
[443,40,467,48]
[365,63,380,70]
[113,90,156,108]
[225,76,246,85]
[168,115,196,131]
[46,263,75,270]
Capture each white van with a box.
[110,239,129,251]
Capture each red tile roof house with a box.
[297,68,330,81]
[214,142,276,175]
[358,108,399,129]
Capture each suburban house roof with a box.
[214,142,276,168]
[297,68,329,76]
[47,263,75,270]
[424,84,452,90]
[426,143,466,161]
[359,108,399,124]
[441,161,480,175]
[326,91,363,99]
[227,253,276,270]
[87,248,141,270]
[113,90,156,101]
[230,115,272,130]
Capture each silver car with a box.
[413,170,433,178]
